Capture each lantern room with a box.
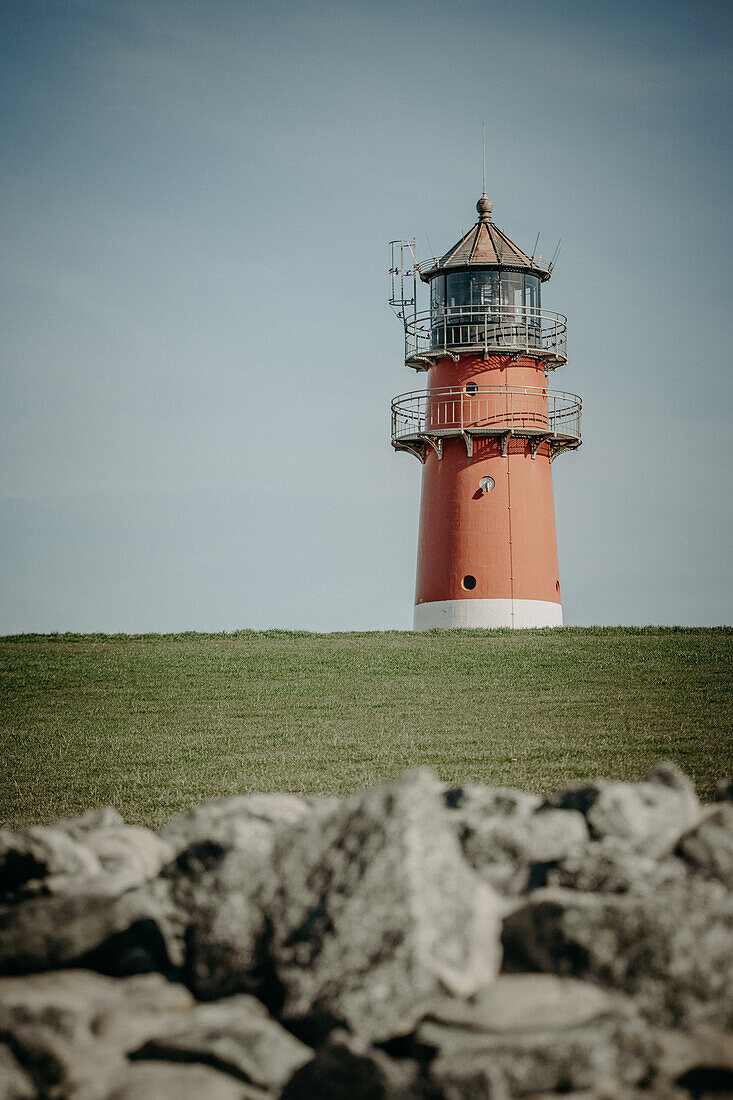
[391,194,567,371]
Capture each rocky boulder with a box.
[265,769,503,1042]
[0,761,731,1099]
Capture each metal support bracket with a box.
[500,432,510,458]
[462,431,473,458]
[420,435,443,460]
[529,436,543,459]
[394,440,427,464]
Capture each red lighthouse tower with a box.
[390,191,581,629]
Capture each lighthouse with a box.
[389,192,581,630]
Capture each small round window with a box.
[480,476,495,493]
[462,575,477,590]
[465,382,478,394]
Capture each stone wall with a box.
[1,763,732,1098]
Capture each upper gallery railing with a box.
[403,305,567,367]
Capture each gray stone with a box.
[502,881,733,1028]
[547,836,688,895]
[81,826,174,891]
[0,819,173,904]
[0,1045,35,1100]
[716,778,733,802]
[0,970,193,1056]
[427,1059,509,1100]
[101,1061,261,1099]
[281,1032,430,1099]
[443,784,541,818]
[129,993,312,1090]
[0,827,102,903]
[0,970,282,1098]
[266,769,502,1042]
[676,803,733,888]
[542,781,606,816]
[0,970,128,1097]
[0,880,182,977]
[162,842,269,1000]
[425,974,629,1033]
[419,975,656,1098]
[55,807,126,838]
[161,792,313,855]
[457,806,588,895]
[525,1091,687,1100]
[653,1027,733,1096]
[582,763,700,858]
[0,967,190,1028]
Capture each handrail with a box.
[401,305,568,366]
[391,386,582,449]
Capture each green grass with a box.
[1,627,731,830]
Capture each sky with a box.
[1,0,731,632]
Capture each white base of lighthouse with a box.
[413,598,563,631]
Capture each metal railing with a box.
[391,386,581,454]
[403,305,567,367]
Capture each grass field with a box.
[1,627,731,830]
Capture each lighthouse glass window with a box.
[524,275,540,322]
[430,276,445,317]
[430,277,445,345]
[446,271,498,316]
[500,272,524,321]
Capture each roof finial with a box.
[477,121,493,221]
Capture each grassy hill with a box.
[1,627,731,830]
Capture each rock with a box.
[502,881,733,1028]
[0,969,193,1047]
[442,784,587,895]
[418,975,656,1098]
[55,807,125,837]
[0,819,173,903]
[0,880,182,977]
[0,972,300,1099]
[2,765,731,1098]
[457,806,588,895]
[716,778,733,802]
[101,1061,261,1099]
[266,769,502,1042]
[542,782,605,816]
[281,1031,430,1099]
[543,763,700,859]
[0,827,102,903]
[443,784,541,817]
[653,1027,733,1096]
[0,1044,36,1100]
[129,993,313,1090]
[162,842,269,1000]
[425,974,626,1032]
[676,803,733,888]
[584,763,700,858]
[0,967,190,1029]
[81,826,174,892]
[547,836,688,895]
[0,969,194,1099]
[160,793,313,855]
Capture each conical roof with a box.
[420,195,550,282]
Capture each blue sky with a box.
[1,0,731,631]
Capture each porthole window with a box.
[480,475,495,493]
[465,382,478,395]
[462,575,477,590]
